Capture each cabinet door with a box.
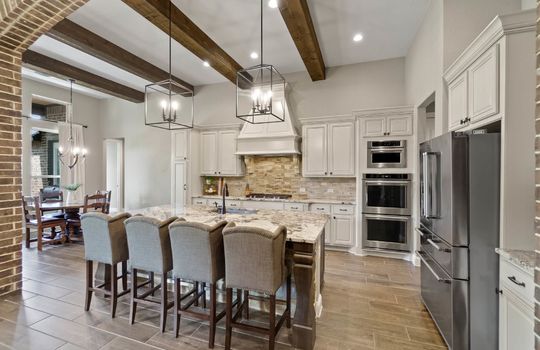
[361,117,385,137]
[328,122,355,176]
[200,132,218,175]
[172,162,187,212]
[448,71,468,131]
[331,215,354,246]
[172,130,189,160]
[302,124,328,176]
[499,289,534,350]
[218,130,239,176]
[387,115,412,136]
[468,45,499,124]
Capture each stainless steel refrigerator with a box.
[418,131,500,350]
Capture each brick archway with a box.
[0,0,87,295]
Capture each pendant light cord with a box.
[260,0,263,66]
[168,0,172,83]
[69,79,74,140]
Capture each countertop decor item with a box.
[236,0,286,124]
[63,183,81,204]
[144,1,194,130]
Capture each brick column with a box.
[0,0,87,296]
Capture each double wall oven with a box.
[362,174,411,251]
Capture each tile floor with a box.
[0,244,446,349]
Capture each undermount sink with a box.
[213,207,258,215]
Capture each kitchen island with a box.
[132,205,328,350]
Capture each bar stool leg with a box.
[243,290,250,319]
[85,260,93,311]
[160,272,167,333]
[194,282,199,307]
[150,271,155,296]
[201,282,207,309]
[225,288,233,350]
[209,283,217,348]
[130,268,138,324]
[286,274,292,328]
[174,278,181,338]
[110,263,118,318]
[269,295,276,350]
[121,261,128,292]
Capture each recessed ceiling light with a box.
[353,33,363,42]
[268,0,278,8]
[203,61,210,67]
[250,52,259,59]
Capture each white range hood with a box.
[236,86,301,156]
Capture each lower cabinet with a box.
[499,259,534,350]
[310,204,355,247]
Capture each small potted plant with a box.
[63,183,81,204]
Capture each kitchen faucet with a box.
[221,183,228,214]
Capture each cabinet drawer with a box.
[310,204,331,214]
[332,204,355,215]
[284,203,306,212]
[500,260,533,307]
[192,198,207,206]
[226,200,243,208]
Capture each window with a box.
[31,129,60,196]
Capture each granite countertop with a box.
[129,205,328,244]
[495,248,535,274]
[197,195,356,205]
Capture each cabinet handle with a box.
[291,207,298,210]
[218,172,221,174]
[324,172,327,175]
[339,209,347,212]
[507,276,526,287]
[330,172,333,175]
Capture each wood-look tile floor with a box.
[0,244,446,349]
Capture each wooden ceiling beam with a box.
[122,0,245,86]
[278,0,326,81]
[46,19,193,94]
[22,50,145,103]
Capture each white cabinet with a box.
[331,215,354,246]
[448,71,469,131]
[310,203,355,247]
[360,115,412,137]
[172,130,189,160]
[468,45,499,124]
[302,124,327,176]
[200,130,244,176]
[302,122,354,177]
[498,259,534,350]
[172,162,187,212]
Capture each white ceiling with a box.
[26,0,430,98]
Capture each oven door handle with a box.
[426,238,451,253]
[363,180,411,185]
[415,227,430,238]
[363,214,411,221]
[416,251,451,284]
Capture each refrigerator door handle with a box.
[422,151,440,219]
[417,251,451,284]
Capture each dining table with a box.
[38,201,86,240]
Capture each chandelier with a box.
[236,0,286,124]
[58,79,86,169]
[144,1,194,130]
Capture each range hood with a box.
[236,86,301,156]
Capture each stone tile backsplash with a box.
[220,156,356,201]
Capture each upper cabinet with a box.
[446,44,500,131]
[360,114,412,138]
[172,130,189,160]
[302,121,355,177]
[200,130,244,176]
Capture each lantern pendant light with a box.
[236,0,286,124]
[144,1,194,130]
[58,79,87,169]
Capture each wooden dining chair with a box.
[67,192,109,238]
[40,189,65,219]
[22,196,67,251]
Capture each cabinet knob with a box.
[330,172,333,175]
[325,172,327,175]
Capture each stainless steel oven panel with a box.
[367,140,406,149]
[418,251,468,350]
[417,225,468,280]
[362,179,411,215]
[363,214,410,251]
[367,148,406,168]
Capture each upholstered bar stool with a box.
[222,222,292,350]
[80,212,131,318]
[169,220,228,348]
[124,215,178,333]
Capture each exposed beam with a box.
[278,0,325,81]
[122,0,245,86]
[22,50,145,103]
[46,19,194,94]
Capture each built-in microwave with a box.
[367,140,407,168]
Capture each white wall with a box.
[98,98,171,209]
[194,58,407,126]
[21,78,103,196]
